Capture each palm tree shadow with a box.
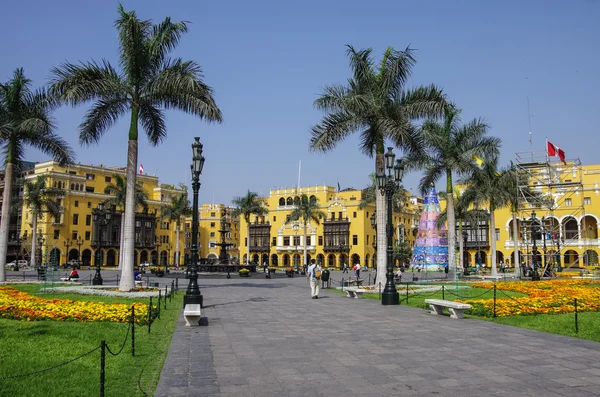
[203,297,268,308]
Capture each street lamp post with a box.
[184,137,205,308]
[165,243,172,274]
[14,233,24,272]
[37,235,45,268]
[376,147,404,306]
[93,203,112,285]
[76,236,84,266]
[292,223,300,272]
[63,238,72,266]
[462,230,469,275]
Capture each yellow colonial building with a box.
[181,204,240,263]
[454,158,600,269]
[19,161,187,268]
[238,185,420,269]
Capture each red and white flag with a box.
[139,164,144,174]
[546,140,566,165]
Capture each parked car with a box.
[5,260,27,270]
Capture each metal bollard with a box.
[131,306,135,356]
[100,340,106,397]
[493,284,497,318]
[442,285,445,300]
[164,286,167,309]
[148,298,152,333]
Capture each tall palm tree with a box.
[161,192,191,267]
[460,156,512,276]
[50,6,222,291]
[285,194,326,270]
[103,174,149,269]
[0,68,74,281]
[405,105,499,280]
[310,45,446,285]
[231,191,268,264]
[22,175,64,269]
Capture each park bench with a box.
[345,287,367,299]
[424,299,471,319]
[59,277,79,282]
[184,303,202,327]
[345,278,364,287]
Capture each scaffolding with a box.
[515,150,587,272]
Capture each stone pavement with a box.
[155,271,600,397]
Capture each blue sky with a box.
[2,0,599,204]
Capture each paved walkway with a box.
[155,271,600,397]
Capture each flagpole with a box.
[545,138,549,163]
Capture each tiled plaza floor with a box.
[155,271,600,397]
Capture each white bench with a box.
[59,277,79,282]
[184,304,202,327]
[345,288,367,299]
[424,299,471,319]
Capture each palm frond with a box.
[379,46,416,97]
[115,4,152,85]
[138,101,166,145]
[309,112,361,152]
[79,97,128,146]
[148,17,189,71]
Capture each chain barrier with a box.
[444,286,495,299]
[0,345,101,380]
[105,321,132,356]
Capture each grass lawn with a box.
[0,284,182,397]
[334,283,600,343]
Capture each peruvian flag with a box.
[139,164,144,174]
[547,141,566,165]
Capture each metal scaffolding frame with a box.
[514,151,587,272]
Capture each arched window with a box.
[70,183,75,190]
[294,196,300,206]
[309,195,317,203]
[279,198,285,206]
[286,197,293,205]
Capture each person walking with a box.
[307,259,321,299]
[342,262,348,273]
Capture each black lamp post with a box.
[370,213,376,269]
[462,230,469,275]
[93,202,112,285]
[184,137,205,308]
[63,238,72,266]
[530,211,540,280]
[376,147,404,305]
[165,243,172,274]
[76,236,84,266]
[14,233,24,272]
[38,235,45,268]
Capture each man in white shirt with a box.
[306,259,321,299]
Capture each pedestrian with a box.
[354,263,360,279]
[306,259,321,299]
[263,261,268,273]
[342,262,348,273]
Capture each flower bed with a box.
[0,286,155,323]
[462,280,600,317]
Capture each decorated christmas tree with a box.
[412,186,449,270]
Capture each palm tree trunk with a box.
[490,209,498,276]
[31,216,38,269]
[303,221,308,269]
[446,172,456,281]
[118,216,125,270]
[458,221,463,273]
[0,163,14,281]
[512,211,520,277]
[246,220,250,264]
[175,221,180,267]
[119,139,138,291]
[376,153,386,287]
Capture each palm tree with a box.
[310,45,446,285]
[50,6,222,291]
[103,174,149,269]
[405,105,499,280]
[161,192,191,267]
[460,156,512,276]
[231,191,268,264]
[22,175,64,269]
[0,68,74,281]
[285,194,326,271]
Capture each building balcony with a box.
[275,245,316,253]
[249,245,270,253]
[323,245,351,253]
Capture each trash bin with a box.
[321,269,330,288]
